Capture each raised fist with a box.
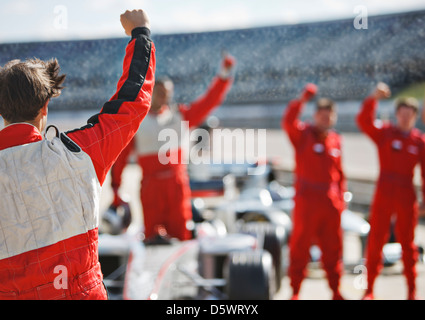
[222,54,236,70]
[373,82,391,100]
[219,53,236,79]
[300,83,318,102]
[120,9,150,36]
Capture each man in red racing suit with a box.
[0,10,155,299]
[356,82,425,300]
[282,84,346,300]
[110,56,235,241]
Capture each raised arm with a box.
[65,9,156,186]
[356,82,390,144]
[282,83,317,146]
[179,54,235,128]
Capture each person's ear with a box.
[41,100,49,116]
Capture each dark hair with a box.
[0,58,66,123]
[155,75,172,86]
[316,97,336,111]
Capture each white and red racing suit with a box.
[0,27,155,300]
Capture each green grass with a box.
[395,82,425,100]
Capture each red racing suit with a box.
[111,76,233,241]
[282,99,346,296]
[356,96,425,296]
[0,27,155,300]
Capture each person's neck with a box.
[27,118,44,134]
[4,118,44,134]
[313,126,329,140]
[396,124,413,135]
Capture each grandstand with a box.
[1,9,424,129]
[153,9,425,105]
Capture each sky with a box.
[0,0,425,43]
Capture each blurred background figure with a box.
[110,54,235,242]
[282,83,346,300]
[357,82,425,300]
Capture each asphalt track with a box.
[97,128,425,300]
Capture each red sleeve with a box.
[110,136,135,190]
[281,99,305,146]
[179,76,232,128]
[64,27,156,186]
[420,136,425,204]
[356,96,383,144]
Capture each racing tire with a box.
[238,222,284,290]
[101,202,132,235]
[224,250,275,300]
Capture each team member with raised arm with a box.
[357,82,425,300]
[282,84,346,300]
[110,55,235,242]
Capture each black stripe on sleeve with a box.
[85,99,125,125]
[84,30,152,126]
[64,28,152,134]
[117,29,152,101]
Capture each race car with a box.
[98,217,282,300]
[98,169,286,300]
[98,160,423,300]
